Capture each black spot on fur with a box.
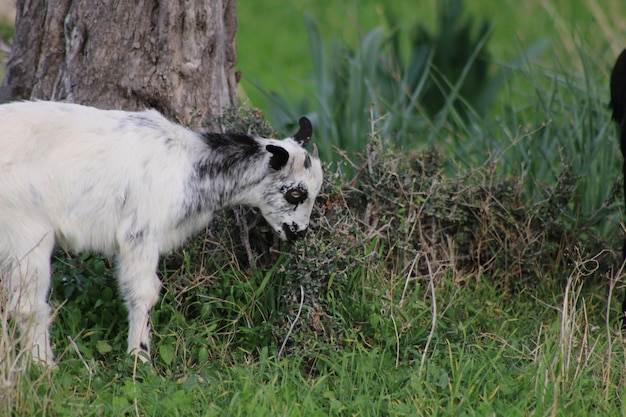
[164,137,176,149]
[139,342,149,352]
[127,228,147,246]
[200,132,259,153]
[282,222,307,241]
[196,132,261,179]
[119,113,162,131]
[177,132,266,225]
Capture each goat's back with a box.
[0,101,198,255]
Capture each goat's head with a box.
[252,117,323,241]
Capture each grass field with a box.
[4,1,626,416]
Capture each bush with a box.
[273,136,617,356]
[167,109,619,360]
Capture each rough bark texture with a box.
[0,0,238,128]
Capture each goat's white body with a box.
[2,104,204,255]
[0,101,323,364]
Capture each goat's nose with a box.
[282,223,308,241]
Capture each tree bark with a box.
[0,0,238,129]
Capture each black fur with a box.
[609,48,626,322]
[178,132,265,224]
[118,113,163,131]
[198,132,261,178]
[282,222,307,241]
[201,131,259,151]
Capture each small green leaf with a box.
[369,313,380,329]
[96,340,112,354]
[101,287,114,302]
[197,346,209,364]
[159,344,175,365]
[123,380,141,400]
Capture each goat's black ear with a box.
[293,117,313,147]
[266,144,290,170]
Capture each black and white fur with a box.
[0,101,323,365]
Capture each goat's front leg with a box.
[4,231,56,365]
[116,242,161,362]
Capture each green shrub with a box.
[166,109,619,359]
[271,135,617,356]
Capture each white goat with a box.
[0,101,323,365]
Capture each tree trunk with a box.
[0,0,238,129]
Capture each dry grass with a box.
[182,112,621,356]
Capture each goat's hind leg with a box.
[116,242,161,362]
[4,231,56,365]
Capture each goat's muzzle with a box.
[282,223,308,241]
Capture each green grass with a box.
[237,0,626,112]
[3,252,626,416]
[4,1,626,416]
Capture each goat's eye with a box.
[285,188,307,204]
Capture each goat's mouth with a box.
[282,223,308,241]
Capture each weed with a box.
[4,2,626,413]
